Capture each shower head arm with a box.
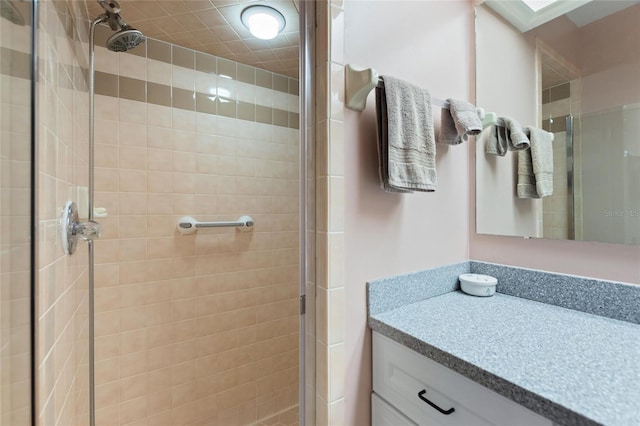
[114,14,130,30]
[96,0,125,30]
[100,10,130,31]
[92,14,108,26]
[97,0,121,14]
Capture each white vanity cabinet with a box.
[372,332,552,426]
[372,393,417,426]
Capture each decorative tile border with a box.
[93,70,299,129]
[91,25,300,129]
[2,50,300,129]
[93,25,299,96]
[0,33,302,130]
[0,47,30,80]
[541,82,570,132]
[542,82,570,104]
[541,115,569,133]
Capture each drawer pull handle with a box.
[417,390,455,415]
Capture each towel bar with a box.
[344,64,450,112]
[177,216,254,234]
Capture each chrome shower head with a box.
[106,27,144,52]
[96,0,144,52]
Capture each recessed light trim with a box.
[241,5,286,40]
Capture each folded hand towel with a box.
[517,127,554,198]
[438,107,459,146]
[375,76,437,192]
[504,117,530,151]
[485,122,508,156]
[438,99,482,145]
[517,148,538,198]
[485,116,530,156]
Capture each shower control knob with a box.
[60,201,103,255]
[74,220,103,241]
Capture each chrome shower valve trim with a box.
[61,201,103,255]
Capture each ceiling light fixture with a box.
[241,5,286,40]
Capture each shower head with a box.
[95,0,144,52]
[106,27,144,52]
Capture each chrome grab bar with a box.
[177,215,254,234]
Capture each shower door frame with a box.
[22,0,317,423]
[299,1,316,425]
[30,1,38,425]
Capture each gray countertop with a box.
[369,291,640,426]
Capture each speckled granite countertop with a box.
[369,291,640,426]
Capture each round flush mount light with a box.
[241,5,286,40]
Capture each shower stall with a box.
[0,0,316,424]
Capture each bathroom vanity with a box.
[372,331,551,426]
[367,262,640,426]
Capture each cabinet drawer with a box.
[372,393,417,426]
[373,332,552,426]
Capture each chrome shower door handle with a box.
[61,201,103,255]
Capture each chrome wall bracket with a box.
[61,201,103,255]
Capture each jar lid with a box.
[459,273,498,286]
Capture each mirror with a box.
[475,0,640,245]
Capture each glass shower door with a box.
[1,0,34,424]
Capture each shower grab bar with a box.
[177,215,254,234]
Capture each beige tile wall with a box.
[36,1,93,425]
[1,3,33,424]
[315,1,345,425]
[92,32,300,426]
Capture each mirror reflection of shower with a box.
[538,41,580,241]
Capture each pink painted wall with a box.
[343,1,474,424]
[341,0,640,423]
[578,4,640,114]
[470,235,640,284]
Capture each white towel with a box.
[375,76,437,193]
[517,127,554,198]
[438,99,483,145]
